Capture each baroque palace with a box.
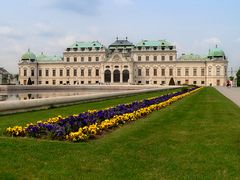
[18,38,228,86]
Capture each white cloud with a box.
[0,26,21,38]
[33,22,59,37]
[113,0,133,6]
[235,38,240,43]
[48,35,76,48]
[34,22,52,32]
[203,37,221,45]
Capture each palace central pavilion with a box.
[18,38,228,86]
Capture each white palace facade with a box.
[18,38,228,86]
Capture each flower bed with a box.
[6,87,201,142]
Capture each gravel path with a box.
[215,87,240,107]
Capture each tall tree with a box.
[169,77,175,85]
[237,68,240,87]
[27,77,32,85]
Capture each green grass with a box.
[0,87,240,179]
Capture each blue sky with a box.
[0,0,239,74]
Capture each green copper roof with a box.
[36,53,62,62]
[136,40,172,47]
[36,52,47,61]
[67,41,104,49]
[208,47,225,57]
[21,49,37,60]
[179,53,205,61]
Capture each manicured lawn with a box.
[0,87,240,179]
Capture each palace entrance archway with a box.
[113,69,120,82]
[122,70,129,83]
[104,70,111,82]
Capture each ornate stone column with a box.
[120,69,123,83]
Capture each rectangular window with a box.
[52,69,56,77]
[177,81,181,85]
[161,81,165,85]
[31,69,34,76]
[169,56,173,61]
[161,56,165,61]
[45,81,49,85]
[66,57,70,62]
[74,69,77,76]
[45,69,49,77]
[185,68,189,76]
[154,69,157,76]
[138,69,142,76]
[216,67,220,76]
[88,57,92,62]
[96,57,99,62]
[96,69,99,76]
[201,68,205,76]
[39,69,42,76]
[193,68,197,76]
[88,81,91,84]
[138,56,141,61]
[146,81,149,84]
[38,81,42,85]
[169,68,173,76]
[154,56,157,61]
[24,69,27,76]
[60,81,63,85]
[81,81,84,84]
[74,57,77,62]
[52,80,56,85]
[81,57,84,62]
[193,81,197,85]
[146,69,149,76]
[60,69,63,77]
[66,69,70,76]
[88,69,91,76]
[81,69,84,76]
[161,69,165,76]
[208,67,212,76]
[154,81,157,84]
[224,67,227,76]
[146,56,149,61]
[201,81,205,85]
[177,68,181,76]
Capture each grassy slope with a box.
[0,87,240,179]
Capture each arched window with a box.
[113,69,120,82]
[122,70,129,83]
[104,70,111,82]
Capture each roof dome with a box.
[36,52,47,60]
[21,49,36,61]
[208,46,225,58]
